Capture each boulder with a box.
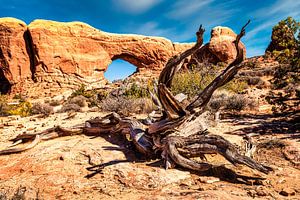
[208,26,246,63]
[191,26,246,65]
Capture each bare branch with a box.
[158,25,205,88]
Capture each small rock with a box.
[174,93,187,102]
[199,177,220,184]
[247,190,256,198]
[255,186,269,196]
[179,179,194,188]
[4,122,15,126]
[17,124,24,128]
[279,188,295,196]
[53,105,63,113]
[30,118,37,122]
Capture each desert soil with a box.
[0,109,299,200]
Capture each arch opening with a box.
[104,59,137,82]
[0,69,11,94]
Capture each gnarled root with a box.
[0,126,83,155]
[162,132,273,174]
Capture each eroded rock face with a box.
[0,18,246,96]
[28,20,112,90]
[0,18,31,93]
[209,26,246,62]
[27,20,180,89]
[191,26,246,65]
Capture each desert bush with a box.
[0,95,35,117]
[97,89,109,101]
[242,76,265,87]
[224,94,248,111]
[7,101,32,117]
[68,95,88,107]
[100,96,155,116]
[221,79,248,93]
[13,93,26,103]
[171,64,248,99]
[31,102,54,116]
[59,103,81,113]
[171,70,212,98]
[208,92,256,112]
[49,99,61,106]
[70,85,105,107]
[71,84,94,98]
[208,93,228,112]
[124,83,149,98]
[0,95,9,116]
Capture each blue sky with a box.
[1,0,299,81]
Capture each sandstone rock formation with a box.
[28,20,183,90]
[0,18,246,96]
[190,26,246,65]
[209,26,246,62]
[0,18,31,94]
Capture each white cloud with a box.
[112,0,163,14]
[133,21,174,37]
[163,0,241,42]
[254,0,300,18]
[247,0,300,39]
[167,0,214,19]
[246,20,275,40]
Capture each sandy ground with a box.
[0,110,299,200]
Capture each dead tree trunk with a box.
[0,21,273,175]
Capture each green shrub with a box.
[71,84,94,98]
[171,67,248,99]
[7,101,32,117]
[68,95,88,107]
[265,17,300,113]
[171,70,214,98]
[221,79,248,93]
[124,83,149,98]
